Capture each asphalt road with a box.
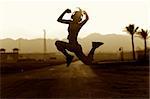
[1,61,149,98]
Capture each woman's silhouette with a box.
[55,8,103,66]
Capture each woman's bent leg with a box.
[55,41,71,57]
[73,44,92,65]
[55,41,74,66]
[88,42,104,61]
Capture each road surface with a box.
[1,61,149,98]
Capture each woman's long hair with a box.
[71,8,83,22]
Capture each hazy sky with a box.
[0,0,149,39]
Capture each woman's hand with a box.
[83,11,87,15]
[65,9,71,13]
[80,10,89,26]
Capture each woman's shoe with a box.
[66,55,74,67]
[92,42,104,49]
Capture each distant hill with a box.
[0,33,149,53]
[79,33,149,53]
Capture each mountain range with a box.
[0,33,149,53]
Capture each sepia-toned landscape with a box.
[1,33,149,98]
[0,0,149,98]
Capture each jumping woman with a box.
[55,8,103,66]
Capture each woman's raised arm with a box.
[80,11,89,26]
[57,9,72,24]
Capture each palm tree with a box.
[136,29,149,58]
[125,24,139,60]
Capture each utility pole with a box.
[43,29,47,60]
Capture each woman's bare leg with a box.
[73,44,92,65]
[55,41,103,66]
[55,41,74,66]
[88,42,104,61]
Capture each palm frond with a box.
[135,27,139,32]
[137,29,149,40]
[125,24,139,35]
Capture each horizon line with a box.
[0,33,129,40]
